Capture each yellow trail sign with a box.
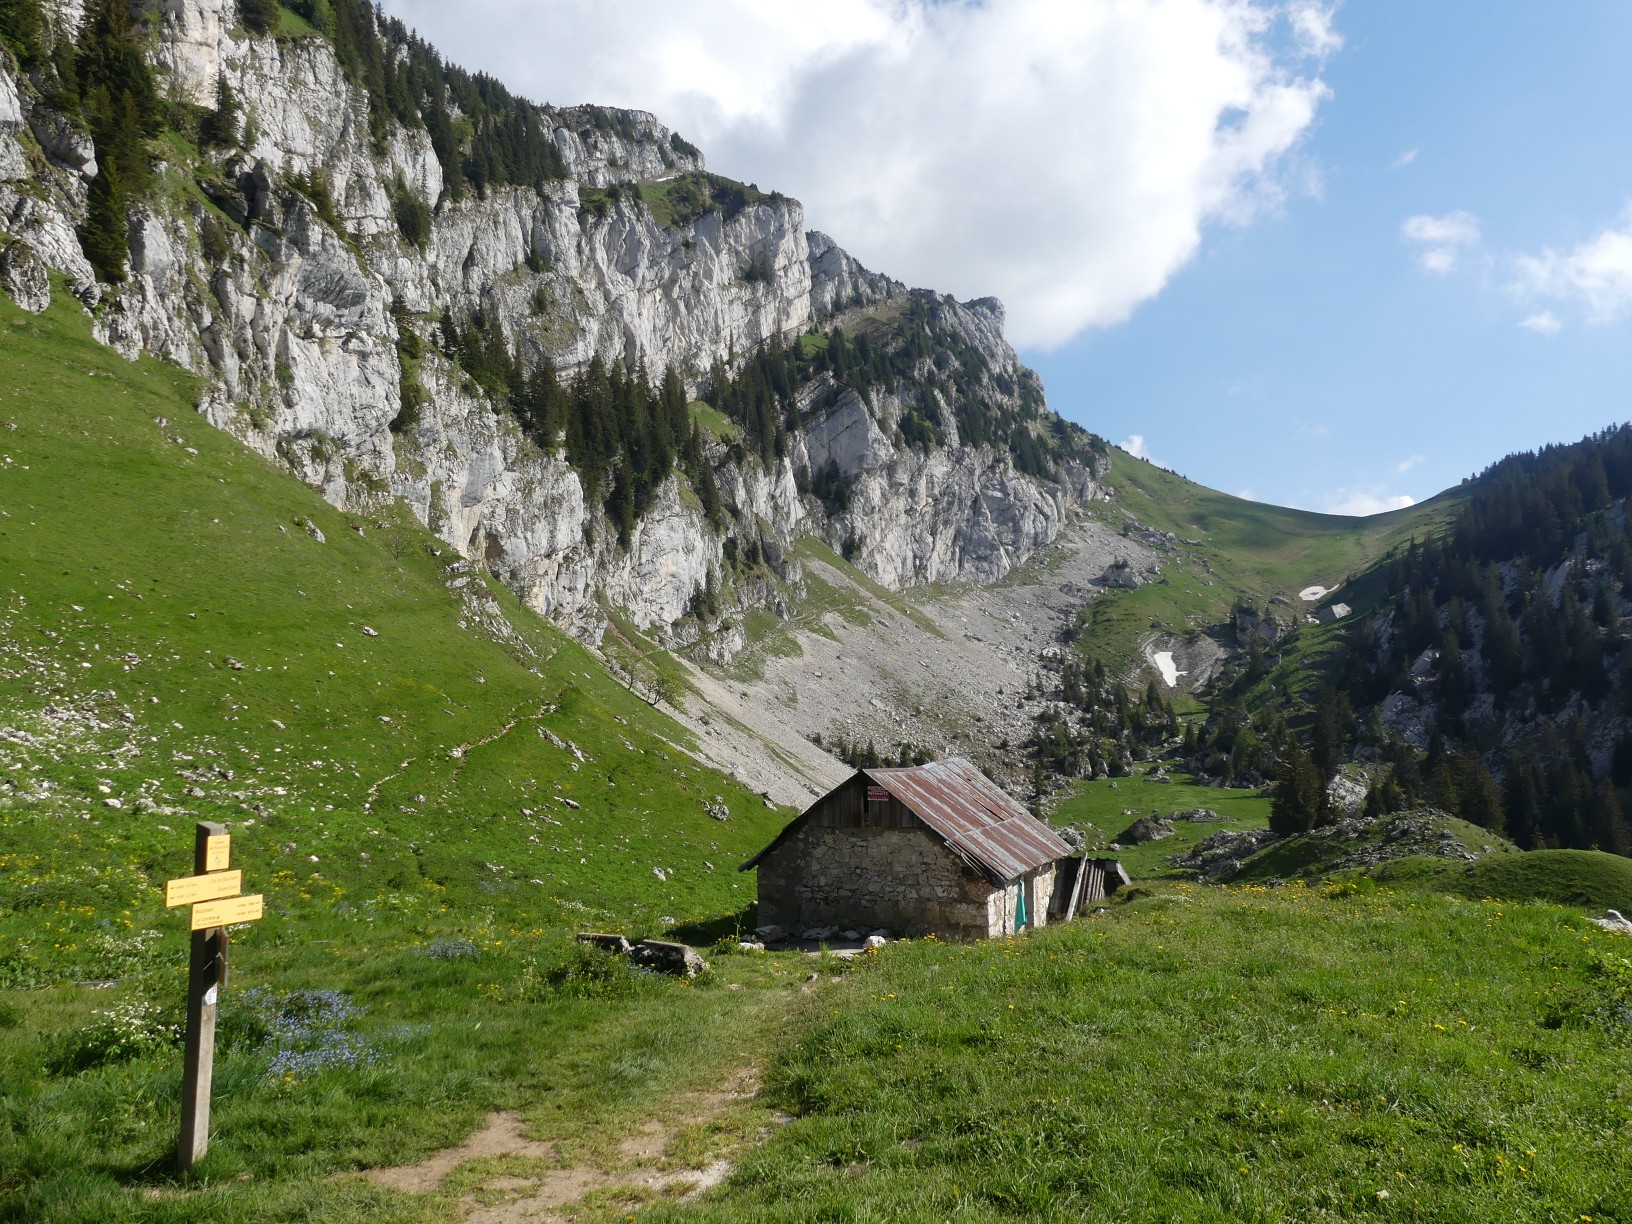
[165,870,242,908]
[190,893,263,930]
[204,834,231,872]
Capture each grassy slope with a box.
[0,289,797,1217]
[687,400,739,443]
[0,289,787,938]
[651,885,1632,1224]
[1231,814,1511,886]
[1077,450,1461,686]
[1370,850,1632,914]
[1051,774,1271,878]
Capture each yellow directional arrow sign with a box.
[190,894,263,930]
[165,870,242,908]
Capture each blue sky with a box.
[1025,3,1632,513]
[382,1,1632,515]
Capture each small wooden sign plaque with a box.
[190,893,263,931]
[203,834,231,872]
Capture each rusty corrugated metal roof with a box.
[740,757,1070,884]
[945,818,1069,883]
[865,758,1071,884]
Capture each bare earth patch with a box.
[363,1112,559,1195]
[358,1068,767,1222]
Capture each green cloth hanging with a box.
[1016,881,1028,930]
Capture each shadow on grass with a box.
[667,904,757,947]
[109,1146,190,1190]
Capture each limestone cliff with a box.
[0,0,1107,651]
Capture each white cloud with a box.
[378,0,1337,349]
[1519,310,1563,335]
[1401,210,1481,274]
[1322,486,1416,516]
[1288,2,1344,58]
[1393,453,1424,473]
[1403,211,1481,246]
[1234,487,1260,501]
[1119,434,1157,463]
[1391,148,1419,170]
[1513,209,1632,323]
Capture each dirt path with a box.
[359,1068,767,1221]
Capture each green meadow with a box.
[1051,773,1272,878]
[649,884,1632,1224]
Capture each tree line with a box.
[1030,658,1179,781]
[1261,426,1632,855]
[0,0,165,283]
[272,0,569,202]
[427,309,721,546]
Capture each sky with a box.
[377,1,1632,515]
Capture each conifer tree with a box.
[74,0,162,281]
[238,0,279,35]
[1590,777,1630,856]
[80,160,128,283]
[0,0,48,63]
[200,76,241,149]
[1270,738,1324,836]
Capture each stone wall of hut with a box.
[984,866,1057,938]
[755,823,995,938]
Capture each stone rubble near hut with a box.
[575,933,708,978]
[1171,827,1281,883]
[1172,807,1227,822]
[1171,808,1491,884]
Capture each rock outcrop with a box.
[3,2,1105,651]
[1119,814,1176,844]
[0,238,49,312]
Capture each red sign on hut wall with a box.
[866,786,889,802]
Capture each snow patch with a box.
[1153,651,1184,688]
[1299,585,1331,602]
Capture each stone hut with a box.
[741,758,1074,940]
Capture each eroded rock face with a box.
[0,50,24,136]
[1325,769,1370,819]
[3,3,1100,650]
[0,240,50,313]
[853,448,1077,589]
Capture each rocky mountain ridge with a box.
[0,0,1108,657]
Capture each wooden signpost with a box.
[166,821,263,1174]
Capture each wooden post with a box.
[1063,856,1087,921]
[177,821,228,1175]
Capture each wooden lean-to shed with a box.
[741,757,1076,940]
